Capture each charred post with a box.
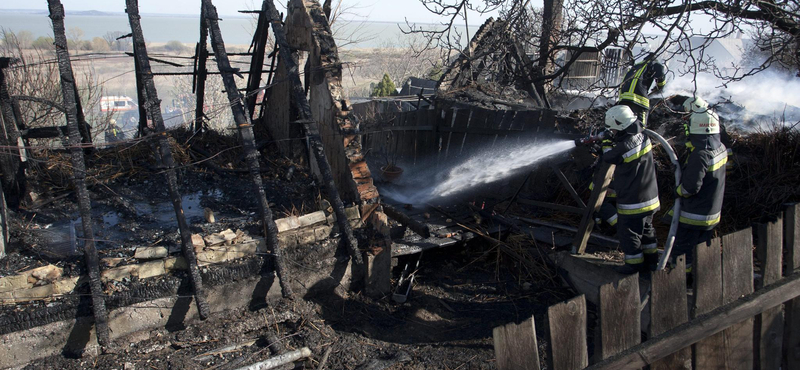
[125,0,212,319]
[132,42,149,138]
[383,204,432,238]
[0,58,25,209]
[264,0,365,271]
[194,5,209,133]
[72,84,93,153]
[245,1,271,118]
[202,0,294,298]
[46,0,110,347]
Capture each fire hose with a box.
[643,129,681,271]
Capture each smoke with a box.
[379,139,576,205]
[663,70,800,128]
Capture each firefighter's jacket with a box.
[618,60,666,109]
[674,134,727,230]
[602,126,660,216]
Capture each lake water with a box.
[0,10,472,49]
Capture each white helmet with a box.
[688,110,720,134]
[605,105,637,131]
[683,96,708,113]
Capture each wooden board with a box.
[721,228,754,370]
[445,108,471,161]
[493,316,541,370]
[755,220,784,370]
[491,110,512,148]
[572,162,615,254]
[692,237,726,368]
[599,274,641,362]
[548,295,588,370]
[437,107,456,166]
[785,203,800,369]
[650,256,690,370]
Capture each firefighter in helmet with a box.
[618,52,667,127]
[669,101,727,272]
[602,105,660,274]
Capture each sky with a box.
[0,0,507,25]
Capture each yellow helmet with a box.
[683,96,708,113]
[605,105,637,131]
[688,110,720,135]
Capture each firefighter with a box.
[105,118,124,144]
[680,96,735,172]
[618,53,667,127]
[602,105,660,274]
[670,106,727,272]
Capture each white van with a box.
[100,96,137,113]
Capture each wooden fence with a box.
[356,102,565,169]
[494,202,800,370]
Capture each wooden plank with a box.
[721,228,754,370]
[599,274,641,361]
[551,164,586,208]
[522,109,542,134]
[650,256,690,370]
[548,295,588,370]
[516,198,584,214]
[487,110,506,148]
[692,237,726,369]
[785,203,800,370]
[451,108,472,159]
[440,108,458,162]
[586,271,800,370]
[755,219,783,370]
[493,316,541,370]
[572,162,615,254]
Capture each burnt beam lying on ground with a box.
[47,0,110,347]
[125,0,211,319]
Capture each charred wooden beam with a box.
[72,84,93,153]
[194,6,209,133]
[244,0,271,118]
[383,204,432,238]
[21,126,68,139]
[0,61,25,209]
[125,0,211,319]
[263,0,365,271]
[132,42,149,138]
[202,0,294,298]
[46,0,110,347]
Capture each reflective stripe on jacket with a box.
[618,60,666,109]
[603,129,660,216]
[675,134,727,230]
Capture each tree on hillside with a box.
[371,73,398,97]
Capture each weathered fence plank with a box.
[692,237,725,368]
[599,273,640,362]
[755,219,783,370]
[493,317,541,370]
[785,203,800,369]
[721,228,754,369]
[439,107,457,163]
[586,271,800,370]
[548,295,588,370]
[650,256,690,370]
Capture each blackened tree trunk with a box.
[125,0,211,319]
[262,0,364,272]
[0,61,25,209]
[47,0,110,347]
[202,0,294,297]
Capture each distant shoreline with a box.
[0,8,442,25]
